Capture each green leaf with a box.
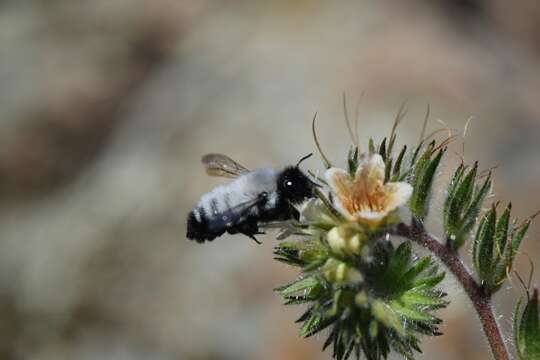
[410,140,424,167]
[390,242,412,274]
[474,206,497,283]
[443,165,465,232]
[409,147,445,220]
[400,290,448,309]
[442,161,493,252]
[489,220,532,294]
[391,145,407,181]
[412,271,445,290]
[379,137,387,162]
[444,163,476,248]
[301,312,338,338]
[300,313,321,335]
[273,245,305,267]
[515,289,540,359]
[512,221,531,256]
[274,276,319,296]
[448,163,477,226]
[515,297,525,359]
[384,157,393,183]
[494,203,511,262]
[347,146,359,176]
[390,301,441,324]
[491,241,514,293]
[454,173,491,249]
[284,295,317,305]
[399,256,432,285]
[296,306,315,323]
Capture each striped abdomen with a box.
[186,169,278,242]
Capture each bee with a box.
[187,153,318,244]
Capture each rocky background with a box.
[0,1,539,359]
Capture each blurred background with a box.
[0,1,539,359]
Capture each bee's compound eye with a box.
[261,191,268,198]
[286,181,293,186]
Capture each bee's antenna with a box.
[296,153,313,167]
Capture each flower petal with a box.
[355,153,385,182]
[325,168,351,187]
[353,210,388,222]
[383,182,413,212]
[325,168,355,219]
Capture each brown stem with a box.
[395,222,509,360]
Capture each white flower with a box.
[325,153,412,224]
[298,198,335,225]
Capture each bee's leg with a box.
[289,206,300,220]
[247,234,262,244]
[236,219,264,244]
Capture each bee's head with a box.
[277,154,319,204]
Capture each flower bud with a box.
[327,225,364,256]
[321,258,362,284]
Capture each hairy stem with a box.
[395,221,509,360]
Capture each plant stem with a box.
[395,221,510,360]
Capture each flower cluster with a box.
[273,146,448,360]
[270,112,537,360]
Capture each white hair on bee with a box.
[187,152,318,243]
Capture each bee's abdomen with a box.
[186,172,277,242]
[187,206,219,243]
[186,192,240,242]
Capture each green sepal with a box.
[443,161,493,251]
[515,289,540,359]
[379,137,387,162]
[384,157,393,183]
[454,172,492,249]
[347,146,359,176]
[274,276,320,296]
[400,290,448,309]
[494,203,512,261]
[443,163,476,247]
[473,206,497,283]
[490,239,513,293]
[391,145,407,181]
[411,271,445,290]
[409,145,445,221]
[472,204,531,293]
[389,300,442,324]
[512,220,531,256]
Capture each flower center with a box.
[350,177,388,213]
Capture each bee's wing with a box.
[202,153,250,178]
[206,194,267,235]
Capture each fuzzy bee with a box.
[187,153,318,243]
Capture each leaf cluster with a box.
[275,107,539,359]
[472,203,531,293]
[274,231,447,360]
[443,162,491,251]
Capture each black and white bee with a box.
[186,153,318,243]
